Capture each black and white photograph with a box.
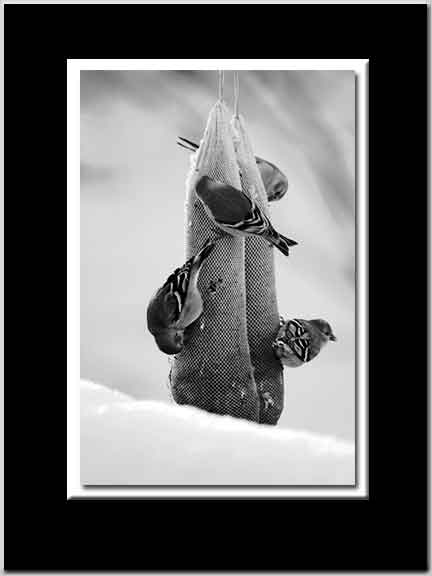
[73,62,364,490]
[4,1,429,573]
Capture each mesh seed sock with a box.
[170,101,259,422]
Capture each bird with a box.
[147,240,215,355]
[195,175,298,257]
[177,136,288,202]
[272,318,337,367]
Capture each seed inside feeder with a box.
[208,278,223,294]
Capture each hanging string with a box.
[218,70,224,102]
[233,71,240,118]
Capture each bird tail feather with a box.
[271,232,298,257]
[177,136,199,153]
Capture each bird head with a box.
[310,319,337,342]
[155,329,184,355]
[255,157,288,202]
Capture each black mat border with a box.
[4,2,428,572]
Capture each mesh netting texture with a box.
[170,101,259,422]
[231,115,284,425]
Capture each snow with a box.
[80,379,355,486]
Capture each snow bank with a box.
[80,379,355,486]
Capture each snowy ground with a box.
[81,379,355,486]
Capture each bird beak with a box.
[329,334,337,342]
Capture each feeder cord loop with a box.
[234,71,240,118]
[218,70,224,102]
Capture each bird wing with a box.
[287,319,306,338]
[158,241,213,330]
[163,290,181,323]
[290,338,311,363]
[225,203,271,235]
[196,177,254,225]
[285,320,311,363]
[164,259,193,319]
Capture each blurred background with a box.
[80,70,355,441]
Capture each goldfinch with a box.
[195,175,297,257]
[272,318,337,367]
[177,136,288,203]
[147,240,215,355]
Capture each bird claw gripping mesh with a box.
[170,100,284,425]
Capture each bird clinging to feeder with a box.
[272,318,337,367]
[147,239,215,355]
[194,175,298,257]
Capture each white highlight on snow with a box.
[80,380,355,487]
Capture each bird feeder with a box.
[169,71,284,424]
